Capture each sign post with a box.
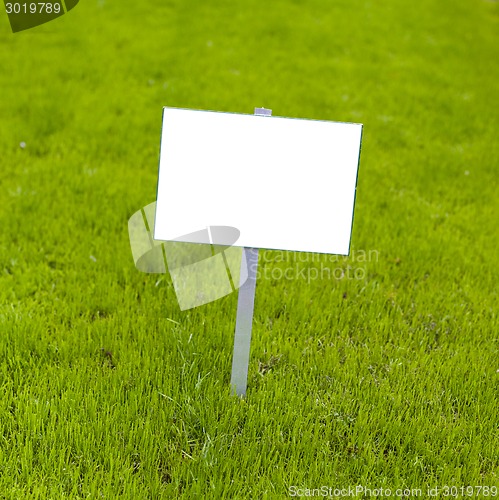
[230,246,259,396]
[230,107,272,397]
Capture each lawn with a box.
[0,0,498,498]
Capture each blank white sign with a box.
[154,107,362,255]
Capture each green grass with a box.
[0,0,498,497]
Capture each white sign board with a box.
[155,107,362,255]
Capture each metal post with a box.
[230,107,272,397]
